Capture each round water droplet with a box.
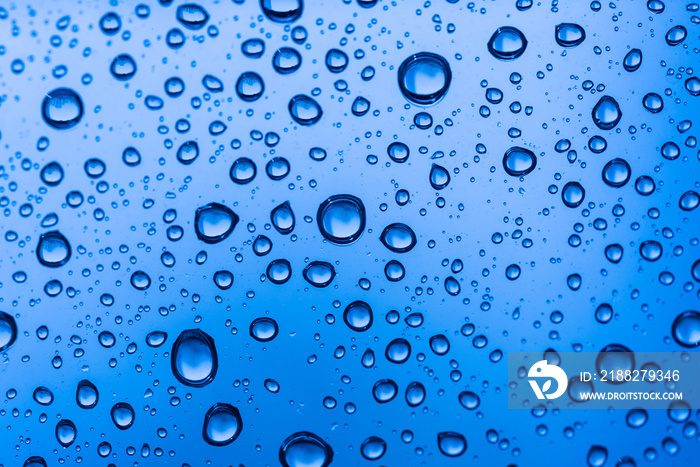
[146,331,168,347]
[303,261,335,288]
[437,432,467,457]
[555,23,586,47]
[261,0,303,23]
[36,231,71,267]
[505,264,521,280]
[661,142,680,160]
[176,3,209,30]
[680,191,699,211]
[592,95,622,130]
[236,72,264,101]
[344,301,373,331]
[177,141,199,165]
[361,436,386,460]
[273,47,302,74]
[171,329,218,387]
[561,182,585,208]
[111,402,135,430]
[503,146,537,176]
[380,223,417,253]
[385,338,411,363]
[325,48,349,73]
[194,203,239,244]
[250,317,279,342]
[279,432,333,467]
[266,157,290,180]
[605,244,624,264]
[42,88,83,130]
[642,93,663,113]
[587,445,608,467]
[429,164,450,189]
[23,457,47,467]
[351,96,371,116]
[99,12,121,35]
[626,408,648,428]
[230,157,257,184]
[55,419,77,447]
[40,161,64,186]
[665,25,687,46]
[76,380,99,409]
[267,259,292,284]
[487,26,527,60]
[672,311,700,347]
[459,391,480,410]
[385,260,405,282]
[203,403,242,446]
[122,147,141,167]
[602,158,631,187]
[596,344,634,384]
[213,270,233,290]
[405,381,426,407]
[372,379,398,403]
[110,54,137,80]
[84,158,106,178]
[623,48,642,72]
[288,94,322,125]
[317,195,366,245]
[639,240,662,262]
[635,175,655,196]
[397,52,451,106]
[130,270,151,290]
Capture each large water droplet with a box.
[385,338,411,364]
[437,432,467,457]
[397,52,451,106]
[76,380,99,409]
[194,203,239,244]
[344,301,373,331]
[42,88,83,130]
[24,457,47,467]
[0,311,18,352]
[503,146,537,176]
[680,191,700,211]
[36,231,71,267]
[288,94,322,125]
[372,379,398,403]
[176,141,199,165]
[459,391,480,410]
[176,4,209,30]
[110,54,137,80]
[171,329,218,387]
[202,403,242,446]
[236,72,265,101]
[623,48,642,72]
[55,419,77,447]
[405,381,426,407]
[592,95,622,130]
[561,182,585,208]
[602,158,631,187]
[230,157,257,184]
[555,23,586,47]
[40,161,64,186]
[639,240,662,262]
[429,164,450,189]
[325,48,349,73]
[273,47,302,74]
[380,223,416,253]
[271,201,295,234]
[261,0,303,23]
[642,92,663,113]
[279,431,334,467]
[250,317,279,342]
[317,195,366,245]
[671,311,700,347]
[267,259,292,284]
[595,344,634,384]
[303,261,336,288]
[665,25,687,46]
[361,436,386,460]
[487,26,527,60]
[111,402,135,430]
[587,445,608,467]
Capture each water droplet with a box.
[264,378,280,393]
[487,26,527,60]
[665,25,687,46]
[146,331,167,347]
[42,88,83,130]
[317,195,366,245]
[503,146,537,176]
[626,408,648,428]
[372,379,398,403]
[236,72,265,101]
[176,3,209,30]
[76,380,99,409]
[279,432,333,467]
[303,261,336,288]
[171,329,218,387]
[177,141,199,165]
[642,93,663,113]
[397,52,451,106]
[271,201,295,234]
[385,260,405,281]
[261,0,303,23]
[623,48,642,72]
[84,158,106,178]
[561,182,585,208]
[32,386,53,406]
[55,420,77,447]
[506,264,521,280]
[429,164,450,190]
[672,311,700,347]
[36,231,71,267]
[555,23,586,47]
[437,432,467,457]
[230,157,257,184]
[639,240,662,262]
[99,12,121,35]
[325,48,349,73]
[213,270,234,290]
[405,381,426,407]
[459,391,480,410]
[380,223,417,253]
[361,436,387,460]
[250,317,279,342]
[595,344,634,383]
[602,158,631,187]
[592,95,622,130]
[587,445,608,467]
[266,259,292,284]
[130,270,151,290]
[288,94,322,125]
[202,403,242,446]
[385,338,411,363]
[111,402,135,430]
[680,191,699,211]
[242,38,265,58]
[273,47,302,74]
[194,203,239,244]
[110,54,137,80]
[266,157,290,180]
[635,175,655,196]
[351,96,371,116]
[40,161,64,186]
[343,301,373,331]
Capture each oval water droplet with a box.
[33,386,54,406]
[397,52,451,106]
[343,301,373,331]
[372,379,398,403]
[325,48,349,73]
[279,432,334,467]
[640,240,662,261]
[671,311,700,347]
[76,380,99,409]
[429,164,450,189]
[271,201,295,234]
[623,48,642,72]
[266,259,292,284]
[36,231,71,267]
[595,344,634,384]
[0,311,18,352]
[177,141,199,165]
[385,338,411,363]
[202,403,242,446]
[261,0,303,23]
[555,23,586,47]
[602,158,631,187]
[194,203,239,244]
[303,261,336,288]
[665,25,687,46]
[503,146,537,176]
[110,54,137,80]
[42,88,83,130]
[592,95,622,130]
[487,26,527,60]
[273,47,302,74]
[437,432,467,457]
[642,92,663,113]
[146,331,168,347]
[587,445,608,467]
[176,3,209,30]
[288,94,322,125]
[230,157,257,184]
[317,194,366,245]
[405,381,426,406]
[459,391,480,410]
[236,72,264,101]
[55,419,77,447]
[361,436,386,460]
[171,329,218,387]
[40,161,64,186]
[680,191,700,211]
[380,223,417,253]
[250,317,279,342]
[562,182,585,208]
[111,402,135,430]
